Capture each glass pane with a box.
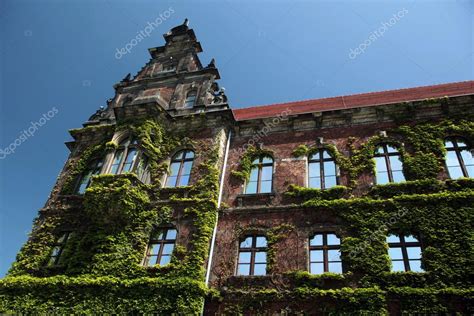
[310,263,324,274]
[404,235,418,243]
[184,151,194,159]
[328,262,342,273]
[153,230,164,240]
[262,156,273,164]
[310,235,323,246]
[255,252,267,263]
[467,165,474,177]
[159,255,171,266]
[324,161,336,176]
[322,150,331,159]
[406,247,422,260]
[245,181,257,194]
[310,152,320,160]
[165,176,177,188]
[324,176,337,189]
[57,233,68,244]
[389,247,403,260]
[446,151,460,167]
[124,149,137,164]
[182,161,193,175]
[238,252,251,264]
[166,229,177,240]
[376,172,389,185]
[253,263,266,275]
[51,246,61,257]
[447,166,463,179]
[78,173,92,194]
[174,151,183,160]
[389,155,403,171]
[256,237,267,248]
[309,177,321,189]
[252,158,259,164]
[391,260,406,272]
[328,249,341,261]
[162,244,174,255]
[110,150,124,174]
[145,255,157,266]
[261,166,273,181]
[444,140,454,148]
[392,171,405,183]
[48,256,57,266]
[456,139,467,147]
[240,237,253,248]
[375,157,388,172]
[149,244,160,256]
[327,234,340,246]
[376,147,385,154]
[237,264,250,276]
[169,162,180,176]
[178,175,190,186]
[308,162,320,178]
[310,250,323,262]
[249,168,258,181]
[409,260,423,272]
[461,149,474,165]
[260,180,272,193]
[387,145,398,153]
[386,234,400,243]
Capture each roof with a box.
[232,80,474,121]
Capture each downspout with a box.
[202,128,231,314]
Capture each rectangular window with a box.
[48,232,71,266]
[144,228,177,267]
[309,233,342,274]
[387,234,423,272]
[237,235,267,276]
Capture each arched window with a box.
[445,138,473,179]
[165,150,194,187]
[308,149,338,189]
[309,233,342,274]
[245,156,273,194]
[237,235,267,276]
[75,158,103,194]
[143,227,177,267]
[387,234,423,272]
[184,90,197,108]
[374,144,405,184]
[109,137,139,175]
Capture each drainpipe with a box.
[202,129,231,315]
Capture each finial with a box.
[206,58,216,68]
[184,18,189,26]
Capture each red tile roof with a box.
[232,80,474,121]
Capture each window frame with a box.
[308,232,342,274]
[74,158,104,194]
[164,150,195,188]
[244,156,274,194]
[184,90,197,108]
[445,137,473,178]
[236,235,267,276]
[108,137,140,175]
[143,227,177,267]
[307,149,339,189]
[387,234,423,272]
[48,232,72,266]
[374,144,405,184]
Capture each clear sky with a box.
[0,0,472,277]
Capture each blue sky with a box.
[0,0,472,277]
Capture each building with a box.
[1,21,473,315]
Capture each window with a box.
[237,235,267,276]
[374,144,405,184]
[109,137,139,175]
[184,90,197,108]
[387,234,423,272]
[165,150,194,187]
[136,155,151,184]
[245,156,273,194]
[143,228,177,267]
[162,64,176,72]
[75,159,103,194]
[445,138,473,179]
[48,232,71,266]
[308,149,338,189]
[309,233,342,274]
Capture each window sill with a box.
[236,192,275,207]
